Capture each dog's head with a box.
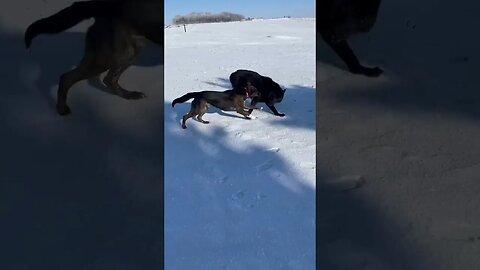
[264,78,286,103]
[269,88,286,105]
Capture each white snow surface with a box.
[317,1,480,269]
[4,0,480,269]
[164,19,316,270]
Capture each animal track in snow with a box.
[231,190,245,200]
[255,192,267,200]
[255,160,274,173]
[233,131,253,141]
[230,190,267,210]
[268,169,302,193]
[215,176,228,184]
[321,175,366,192]
[202,164,230,184]
[266,147,280,153]
[198,140,220,157]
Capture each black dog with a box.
[229,69,286,117]
[318,0,383,77]
[24,0,163,115]
[172,84,258,129]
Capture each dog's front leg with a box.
[234,99,252,119]
[244,104,259,111]
[267,104,285,117]
[236,108,251,119]
[235,106,252,119]
[321,32,383,77]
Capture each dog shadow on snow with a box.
[1,83,165,270]
[164,118,316,268]
[203,77,231,89]
[166,103,422,269]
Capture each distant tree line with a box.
[172,12,245,25]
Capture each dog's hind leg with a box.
[57,58,108,115]
[103,58,146,100]
[102,28,147,100]
[196,111,209,124]
[182,111,196,129]
[196,114,209,124]
[196,102,210,124]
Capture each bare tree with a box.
[172,12,245,25]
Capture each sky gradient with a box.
[165,0,315,24]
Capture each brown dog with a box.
[24,0,163,115]
[172,84,258,129]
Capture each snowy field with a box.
[164,19,316,269]
[317,0,480,269]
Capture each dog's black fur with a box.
[229,69,286,117]
[24,0,163,115]
[172,84,258,129]
[318,0,382,77]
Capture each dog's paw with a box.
[364,67,383,77]
[56,104,71,116]
[275,113,286,117]
[249,115,257,119]
[351,66,383,77]
[121,91,147,100]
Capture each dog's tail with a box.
[25,0,117,48]
[172,92,200,107]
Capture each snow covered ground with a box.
[317,0,480,269]
[1,1,165,269]
[164,19,316,269]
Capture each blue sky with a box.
[165,0,315,24]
